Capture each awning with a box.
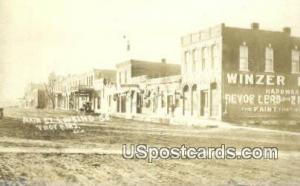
[120,84,139,88]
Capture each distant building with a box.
[181,23,300,120]
[50,69,116,112]
[24,83,47,109]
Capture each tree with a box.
[44,72,57,109]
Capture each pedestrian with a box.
[0,108,3,119]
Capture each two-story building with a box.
[50,69,115,112]
[114,59,181,117]
[181,24,222,119]
[26,23,300,123]
[181,23,300,121]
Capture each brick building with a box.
[114,59,181,117]
[25,23,300,123]
[181,23,300,121]
[116,59,181,85]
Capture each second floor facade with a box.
[181,23,300,85]
[181,24,223,85]
[116,59,181,87]
[49,69,116,95]
[223,23,300,75]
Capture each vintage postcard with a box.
[0,0,300,185]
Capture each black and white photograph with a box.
[0,0,300,185]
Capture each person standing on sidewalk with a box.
[0,108,3,119]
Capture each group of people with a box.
[80,102,93,113]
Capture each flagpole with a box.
[123,35,131,60]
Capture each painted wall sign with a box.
[223,72,300,119]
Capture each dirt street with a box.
[0,107,299,185]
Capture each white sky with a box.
[0,0,300,101]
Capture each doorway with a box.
[200,90,208,116]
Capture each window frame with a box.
[211,44,218,70]
[192,48,198,73]
[201,47,207,71]
[239,42,249,72]
[265,44,274,73]
[291,46,300,74]
[184,50,189,74]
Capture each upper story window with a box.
[91,76,94,86]
[292,46,300,74]
[119,71,122,84]
[265,44,274,72]
[239,42,248,71]
[201,47,207,71]
[124,70,127,83]
[211,44,218,70]
[192,49,199,73]
[184,51,189,73]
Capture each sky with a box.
[0,0,300,102]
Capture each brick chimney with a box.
[283,27,291,35]
[251,22,259,30]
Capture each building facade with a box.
[181,24,223,119]
[24,83,47,109]
[49,69,116,112]
[181,23,300,121]
[113,59,181,118]
[25,23,300,122]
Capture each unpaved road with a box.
[0,107,300,185]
